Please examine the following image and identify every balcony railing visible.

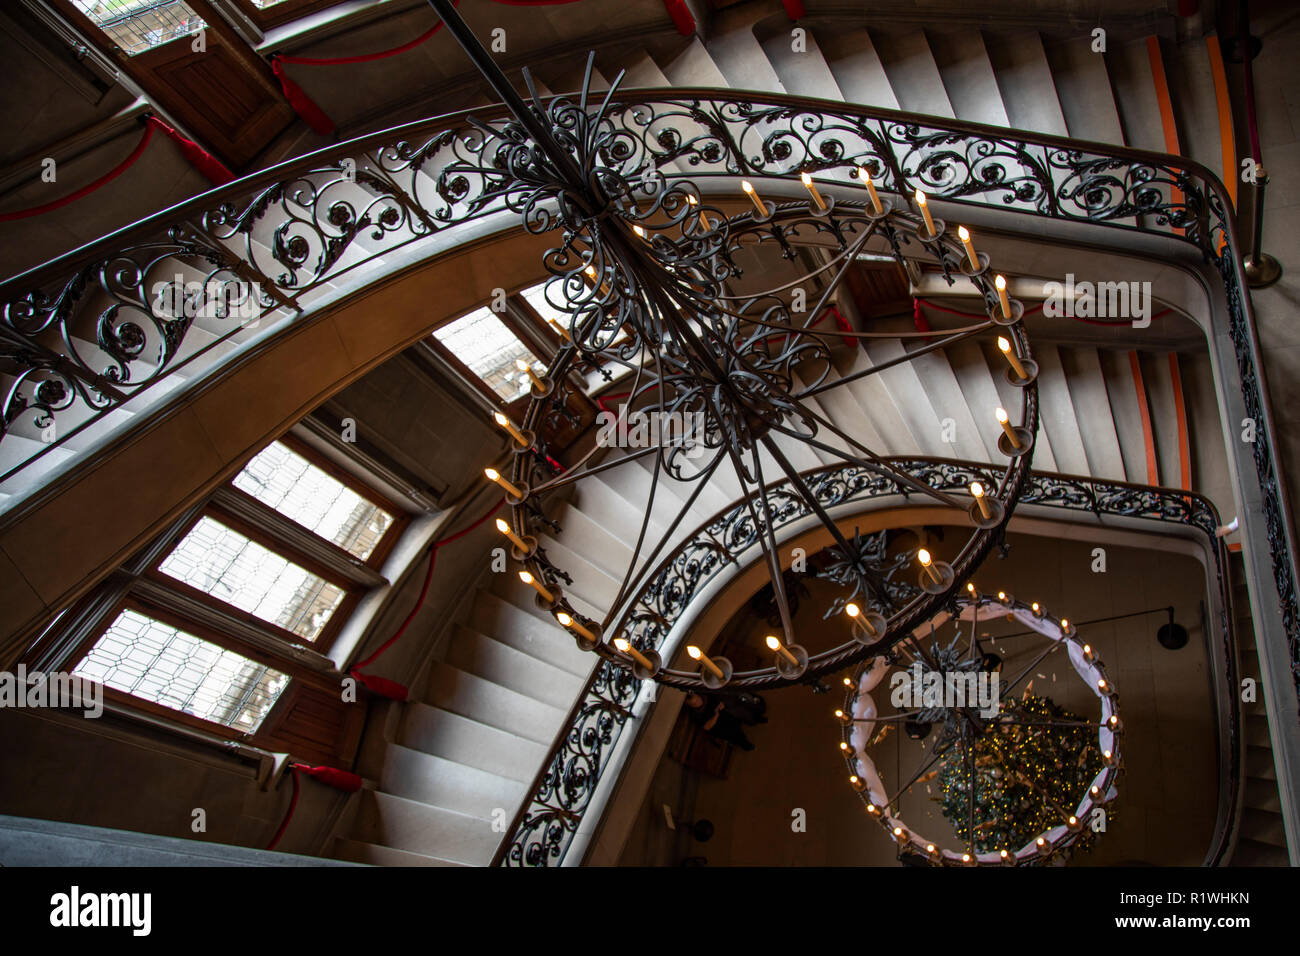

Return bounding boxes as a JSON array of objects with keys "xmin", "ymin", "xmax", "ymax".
[
  {"xmin": 493, "ymin": 458, "xmax": 1242, "ymax": 867},
  {"xmin": 0, "ymin": 89, "xmax": 1292, "ymax": 860}
]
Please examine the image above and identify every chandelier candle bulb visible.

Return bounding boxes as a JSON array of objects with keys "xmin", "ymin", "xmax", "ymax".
[
  {"xmin": 957, "ymin": 226, "xmax": 980, "ymax": 271},
  {"xmin": 800, "ymin": 171, "xmax": 827, "ymax": 211},
  {"xmin": 849, "ymin": 775, "xmax": 866, "ymax": 792},
  {"xmin": 613, "ymin": 637, "xmax": 654, "ymax": 671},
  {"xmin": 515, "ymin": 358, "xmax": 546, "ymax": 391},
  {"xmin": 495, "ymin": 518, "xmax": 530, "ymax": 552},
  {"xmin": 484, "ymin": 467, "xmax": 524, "ymax": 498},
  {"xmin": 556, "ymin": 611, "xmax": 596, "ymax": 644},
  {"xmin": 994, "ymin": 407, "xmax": 1022, "ymax": 449},
  {"xmin": 547, "ymin": 317, "xmax": 571, "ymax": 342},
  {"xmin": 741, "ymin": 179, "xmax": 768, "ymax": 217},
  {"xmin": 765, "ymin": 634, "xmax": 800, "ymax": 666},
  {"xmin": 915, "ymin": 188, "xmax": 936, "ymax": 236},
  {"xmin": 686, "ymin": 644, "xmax": 724, "ymax": 679},
  {"xmin": 492, "ymin": 411, "xmax": 529, "ymax": 447},
  {"xmin": 970, "ymin": 481, "xmax": 991, "ymax": 519},
  {"xmin": 917, "ymin": 548, "xmax": 941, "ymax": 584},
  {"xmin": 834, "ymin": 708, "xmax": 851, "ymax": 725},
  {"xmin": 997, "ymin": 336, "xmax": 1028, "ymax": 379},
  {"xmin": 518, "ymin": 570, "xmax": 553, "ymax": 603},
  {"xmin": 856, "ymin": 166, "xmax": 883, "ymax": 213},
  {"xmin": 1082, "ymin": 643, "xmax": 1094, "ymax": 661},
  {"xmin": 995, "ymin": 274, "xmax": 1012, "ymax": 320}
]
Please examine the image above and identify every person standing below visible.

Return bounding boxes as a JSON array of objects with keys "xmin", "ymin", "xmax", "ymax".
[{"xmin": 683, "ymin": 691, "xmax": 759, "ymax": 751}]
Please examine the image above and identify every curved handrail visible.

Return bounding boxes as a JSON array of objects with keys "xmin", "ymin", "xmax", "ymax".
[
  {"xmin": 493, "ymin": 458, "xmax": 1241, "ymax": 867},
  {"xmin": 0, "ymin": 88, "xmax": 1286, "ymax": 862}
]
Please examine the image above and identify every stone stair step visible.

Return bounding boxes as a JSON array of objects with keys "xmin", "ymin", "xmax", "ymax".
[
  {"xmin": 445, "ymin": 624, "xmax": 585, "ymax": 711},
  {"xmin": 814, "ymin": 27, "xmax": 899, "ymax": 110},
  {"xmin": 927, "ymin": 29, "xmax": 1010, "ymax": 128},
  {"xmin": 759, "ymin": 26, "xmax": 843, "ymax": 101},
  {"xmin": 704, "ymin": 27, "xmax": 785, "ymax": 94},
  {"xmin": 425, "ymin": 664, "xmax": 566, "ymax": 745},
  {"xmin": 1058, "ymin": 347, "xmax": 1126, "ymax": 481},
  {"xmin": 399, "ymin": 704, "xmax": 549, "ymax": 784},
  {"xmin": 1042, "ymin": 34, "xmax": 1126, "ymax": 145},
  {"xmin": 351, "ymin": 790, "xmax": 500, "ymax": 866},
  {"xmin": 869, "ymin": 26, "xmax": 955, "ymax": 118},
  {"xmin": 467, "ymin": 589, "xmax": 593, "ymax": 676},
  {"xmin": 376, "ymin": 743, "xmax": 526, "ymax": 820},
  {"xmin": 982, "ymin": 30, "xmax": 1069, "ymax": 135},
  {"xmin": 331, "ymin": 837, "xmax": 466, "ymax": 867},
  {"xmin": 1104, "ymin": 38, "xmax": 1166, "ymax": 152}
]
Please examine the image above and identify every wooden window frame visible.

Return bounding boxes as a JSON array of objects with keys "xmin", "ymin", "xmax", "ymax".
[{"xmin": 226, "ymin": 0, "xmax": 352, "ymax": 29}]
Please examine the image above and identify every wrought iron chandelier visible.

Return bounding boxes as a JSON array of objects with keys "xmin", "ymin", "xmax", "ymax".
[
  {"xmin": 839, "ymin": 589, "xmax": 1122, "ymax": 865},
  {"xmin": 430, "ymin": 0, "xmax": 1040, "ymax": 689}
]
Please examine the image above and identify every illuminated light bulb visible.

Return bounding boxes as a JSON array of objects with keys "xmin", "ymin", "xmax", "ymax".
[
  {"xmin": 961, "ymin": 853, "xmax": 972, "ymax": 864},
  {"xmin": 970, "ymin": 481, "xmax": 991, "ymax": 520},
  {"xmin": 1031, "ymin": 602, "xmax": 1041, "ymax": 614},
  {"xmin": 957, "ymin": 225, "xmax": 979, "ymax": 270},
  {"xmin": 843, "ymin": 677, "xmax": 853, "ymax": 687},
  {"xmin": 915, "ymin": 188, "xmax": 936, "ymax": 236},
  {"xmin": 1098, "ymin": 678, "xmax": 1108, "ymax": 692},
  {"xmin": 845, "ymin": 603, "xmax": 860, "ymax": 618},
  {"xmin": 740, "ymin": 179, "xmax": 767, "ymax": 217},
  {"xmin": 866, "ymin": 803, "xmax": 880, "ymax": 815},
  {"xmin": 800, "ymin": 171, "xmax": 827, "ymax": 211},
  {"xmin": 492, "ymin": 411, "xmax": 530, "ymax": 447},
  {"xmin": 856, "ymin": 166, "xmax": 883, "ymax": 213},
  {"xmin": 766, "ymin": 634, "xmax": 800, "ymax": 666},
  {"xmin": 997, "ymin": 335, "xmax": 1029, "ymax": 379},
  {"xmin": 613, "ymin": 636, "xmax": 654, "ymax": 670},
  {"xmin": 513, "ymin": 357, "xmax": 546, "ymax": 391},
  {"xmin": 966, "ymin": 582, "xmax": 976, "ymax": 594},
  {"xmin": 839, "ymin": 741, "xmax": 850, "ymax": 753},
  {"xmin": 995, "ymin": 406, "xmax": 1022, "ymax": 449},
  {"xmin": 997, "ymin": 591, "xmax": 1008, "ymax": 603},
  {"xmin": 892, "ymin": 826, "xmax": 908, "ymax": 844},
  {"xmin": 484, "ymin": 467, "xmax": 524, "ymax": 499},
  {"xmin": 518, "ymin": 570, "xmax": 553, "ymax": 603},
  {"xmin": 917, "ymin": 548, "xmax": 942, "ymax": 585},
  {"xmin": 1091, "ymin": 785, "xmax": 1101, "ymax": 797},
  {"xmin": 995, "ymin": 273, "xmax": 1012, "ymax": 319},
  {"xmin": 685, "ymin": 644, "xmax": 725, "ymax": 679},
  {"xmin": 999, "ymin": 849, "xmax": 1010, "ymax": 863},
  {"xmin": 555, "ymin": 611, "xmax": 597, "ymax": 643},
  {"xmin": 834, "ymin": 708, "xmax": 851, "ymax": 725},
  {"xmin": 1060, "ymin": 618, "xmax": 1071, "ymax": 631},
  {"xmin": 495, "ymin": 518, "xmax": 530, "ymax": 553}
]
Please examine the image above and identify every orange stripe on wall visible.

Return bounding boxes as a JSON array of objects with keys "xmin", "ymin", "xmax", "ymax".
[
  {"xmin": 1129, "ymin": 350, "xmax": 1160, "ymax": 486},
  {"xmin": 1146, "ymin": 36, "xmax": 1186, "ymax": 230},
  {"xmin": 1168, "ymin": 353, "xmax": 1193, "ymax": 490},
  {"xmin": 1206, "ymin": 34, "xmax": 1238, "ymax": 208}
]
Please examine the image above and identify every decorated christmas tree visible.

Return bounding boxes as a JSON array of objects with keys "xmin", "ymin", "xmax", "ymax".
[{"xmin": 936, "ymin": 691, "xmax": 1105, "ymax": 857}]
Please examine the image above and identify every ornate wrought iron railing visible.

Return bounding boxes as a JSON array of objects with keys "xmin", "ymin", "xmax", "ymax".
[
  {"xmin": 492, "ymin": 458, "xmax": 1241, "ymax": 867},
  {"xmin": 0, "ymin": 88, "xmax": 1287, "ymax": 854},
  {"xmin": 2, "ymin": 92, "xmax": 1291, "ymax": 682}
]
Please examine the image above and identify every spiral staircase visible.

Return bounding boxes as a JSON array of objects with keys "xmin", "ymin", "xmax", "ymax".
[{"xmin": 1, "ymin": 2, "xmax": 1296, "ymax": 868}]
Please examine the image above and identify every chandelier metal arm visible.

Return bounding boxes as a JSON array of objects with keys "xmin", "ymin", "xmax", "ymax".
[
  {"xmin": 999, "ymin": 637, "xmax": 1069, "ymax": 700},
  {"xmin": 881, "ymin": 744, "xmax": 948, "ymax": 816},
  {"xmin": 424, "ymin": 0, "xmax": 590, "ymax": 197},
  {"xmin": 756, "ymin": 430, "xmax": 895, "ymax": 610},
  {"xmin": 602, "ymin": 451, "xmax": 725, "ymax": 633},
  {"xmin": 747, "ymin": 440, "xmax": 798, "ymax": 646}
]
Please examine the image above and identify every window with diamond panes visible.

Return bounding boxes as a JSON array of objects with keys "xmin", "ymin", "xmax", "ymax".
[
  {"xmin": 73, "ymin": 607, "xmax": 289, "ymax": 732},
  {"xmin": 431, "ymin": 306, "xmax": 541, "ymax": 402},
  {"xmin": 232, "ymin": 441, "xmax": 394, "ymax": 562},
  {"xmin": 157, "ymin": 515, "xmax": 345, "ymax": 642}
]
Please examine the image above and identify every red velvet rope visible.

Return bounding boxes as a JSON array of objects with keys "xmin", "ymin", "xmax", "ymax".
[
  {"xmin": 265, "ymin": 764, "xmax": 300, "ymax": 851},
  {"xmin": 0, "ymin": 115, "xmax": 232, "ymax": 223},
  {"xmin": 0, "ymin": 121, "xmax": 156, "ymax": 223},
  {"xmin": 349, "ymin": 500, "xmax": 505, "ymax": 676}
]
